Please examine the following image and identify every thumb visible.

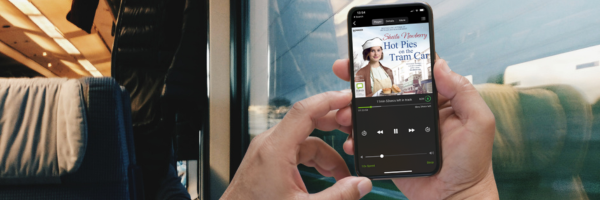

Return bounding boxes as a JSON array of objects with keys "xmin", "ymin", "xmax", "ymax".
[
  {"xmin": 310, "ymin": 177, "xmax": 372, "ymax": 200},
  {"xmin": 433, "ymin": 59, "xmax": 473, "ymax": 100},
  {"xmin": 434, "ymin": 59, "xmax": 493, "ymax": 124}
]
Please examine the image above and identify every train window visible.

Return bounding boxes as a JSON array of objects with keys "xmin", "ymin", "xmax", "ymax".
[{"xmin": 243, "ymin": 0, "xmax": 600, "ymax": 199}]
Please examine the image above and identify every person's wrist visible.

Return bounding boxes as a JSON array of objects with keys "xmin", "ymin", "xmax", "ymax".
[{"xmin": 445, "ymin": 166, "xmax": 499, "ymax": 200}]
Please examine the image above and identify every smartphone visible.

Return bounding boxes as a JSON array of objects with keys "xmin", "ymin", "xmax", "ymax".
[{"xmin": 347, "ymin": 3, "xmax": 441, "ymax": 179}]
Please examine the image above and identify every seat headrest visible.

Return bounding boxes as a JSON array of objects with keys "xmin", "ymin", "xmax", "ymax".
[{"xmin": 0, "ymin": 78, "xmax": 87, "ymax": 185}]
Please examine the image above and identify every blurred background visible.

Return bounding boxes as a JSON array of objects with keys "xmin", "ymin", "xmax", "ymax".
[
  {"xmin": 1, "ymin": 0, "xmax": 599, "ymax": 199},
  {"xmin": 245, "ymin": 0, "xmax": 600, "ymax": 199}
]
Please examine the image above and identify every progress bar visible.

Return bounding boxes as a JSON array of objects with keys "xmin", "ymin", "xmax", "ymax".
[
  {"xmin": 384, "ymin": 170, "xmax": 412, "ymax": 174},
  {"xmin": 364, "ymin": 153, "xmax": 427, "ymax": 159},
  {"xmin": 357, "ymin": 103, "xmax": 431, "ymax": 109},
  {"xmin": 386, "ymin": 153, "xmax": 427, "ymax": 157}
]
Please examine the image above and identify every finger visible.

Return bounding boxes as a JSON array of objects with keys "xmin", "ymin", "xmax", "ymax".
[
  {"xmin": 433, "ymin": 59, "xmax": 494, "ymax": 125},
  {"xmin": 297, "ymin": 137, "xmax": 351, "ymax": 181},
  {"xmin": 339, "ymin": 126, "xmax": 352, "ymax": 135},
  {"xmin": 439, "ymin": 105, "xmax": 455, "ymax": 122},
  {"xmin": 343, "ymin": 138, "xmax": 354, "ymax": 155},
  {"xmin": 335, "ymin": 106, "xmax": 352, "ymax": 127},
  {"xmin": 310, "ymin": 176, "xmax": 372, "ymax": 200},
  {"xmin": 273, "ymin": 90, "xmax": 352, "ymax": 147},
  {"xmin": 315, "ymin": 111, "xmax": 343, "ymax": 132},
  {"xmin": 433, "ymin": 54, "xmax": 449, "ymax": 107},
  {"xmin": 313, "ymin": 108, "xmax": 351, "ymax": 134},
  {"xmin": 332, "ymin": 59, "xmax": 351, "ymax": 82},
  {"xmin": 314, "ymin": 106, "xmax": 352, "ymax": 134},
  {"xmin": 437, "ymin": 92, "xmax": 450, "ymax": 108}
]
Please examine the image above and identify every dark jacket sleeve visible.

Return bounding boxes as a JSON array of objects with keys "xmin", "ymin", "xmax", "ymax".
[{"xmin": 66, "ymin": 0, "xmax": 100, "ymax": 33}]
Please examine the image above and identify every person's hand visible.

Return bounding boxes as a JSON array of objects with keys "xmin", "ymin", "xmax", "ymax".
[
  {"xmin": 221, "ymin": 91, "xmax": 372, "ymax": 199},
  {"xmin": 332, "ymin": 57, "xmax": 499, "ymax": 199}
]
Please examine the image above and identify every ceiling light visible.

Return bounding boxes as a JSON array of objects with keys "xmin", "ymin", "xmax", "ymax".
[
  {"xmin": 47, "ymin": 63, "xmax": 51, "ymax": 67},
  {"xmin": 9, "ymin": 0, "xmax": 41, "ymax": 15},
  {"xmin": 59, "ymin": 60, "xmax": 89, "ymax": 76},
  {"xmin": 54, "ymin": 38, "xmax": 80, "ymax": 54},
  {"xmin": 88, "ymin": 70, "xmax": 103, "ymax": 77},
  {"xmin": 29, "ymin": 15, "xmax": 62, "ymax": 38},
  {"xmin": 77, "ymin": 59, "xmax": 97, "ymax": 71},
  {"xmin": 42, "ymin": 52, "xmax": 47, "ymax": 56}
]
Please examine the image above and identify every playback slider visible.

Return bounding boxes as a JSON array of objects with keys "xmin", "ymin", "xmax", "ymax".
[{"xmin": 384, "ymin": 170, "xmax": 412, "ymax": 174}]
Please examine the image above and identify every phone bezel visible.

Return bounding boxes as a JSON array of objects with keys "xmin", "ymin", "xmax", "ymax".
[{"xmin": 347, "ymin": 2, "xmax": 442, "ymax": 179}]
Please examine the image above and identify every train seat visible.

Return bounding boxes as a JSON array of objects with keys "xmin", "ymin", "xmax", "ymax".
[{"xmin": 0, "ymin": 77, "xmax": 142, "ymax": 200}]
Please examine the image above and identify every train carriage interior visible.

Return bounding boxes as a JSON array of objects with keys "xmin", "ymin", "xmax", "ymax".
[{"xmin": 0, "ymin": 0, "xmax": 599, "ymax": 199}]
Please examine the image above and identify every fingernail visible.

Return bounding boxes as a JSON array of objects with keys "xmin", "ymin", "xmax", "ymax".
[
  {"xmin": 357, "ymin": 178, "xmax": 372, "ymax": 198},
  {"xmin": 441, "ymin": 60, "xmax": 451, "ymax": 74},
  {"xmin": 340, "ymin": 89, "xmax": 352, "ymax": 94}
]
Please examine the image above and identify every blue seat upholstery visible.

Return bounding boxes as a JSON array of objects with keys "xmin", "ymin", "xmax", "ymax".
[{"xmin": 0, "ymin": 77, "xmax": 142, "ymax": 200}]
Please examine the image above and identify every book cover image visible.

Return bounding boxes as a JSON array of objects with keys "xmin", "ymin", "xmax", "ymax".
[{"xmin": 352, "ymin": 23, "xmax": 432, "ymax": 98}]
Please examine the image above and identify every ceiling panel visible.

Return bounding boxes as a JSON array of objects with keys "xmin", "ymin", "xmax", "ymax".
[
  {"xmin": 30, "ymin": 0, "xmax": 85, "ymax": 36},
  {"xmin": 0, "ymin": 0, "xmax": 113, "ymax": 78}
]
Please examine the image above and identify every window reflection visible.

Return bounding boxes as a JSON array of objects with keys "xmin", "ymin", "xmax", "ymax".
[{"xmin": 246, "ymin": 0, "xmax": 600, "ymax": 199}]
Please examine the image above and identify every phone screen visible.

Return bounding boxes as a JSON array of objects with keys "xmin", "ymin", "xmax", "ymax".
[{"xmin": 348, "ymin": 3, "xmax": 440, "ymax": 178}]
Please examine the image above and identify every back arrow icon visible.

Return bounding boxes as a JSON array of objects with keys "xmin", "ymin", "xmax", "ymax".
[{"xmin": 353, "ymin": 21, "xmax": 356, "ymax": 25}]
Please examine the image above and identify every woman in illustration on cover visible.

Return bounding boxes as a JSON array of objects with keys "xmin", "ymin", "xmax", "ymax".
[{"xmin": 355, "ymin": 37, "xmax": 395, "ymax": 97}]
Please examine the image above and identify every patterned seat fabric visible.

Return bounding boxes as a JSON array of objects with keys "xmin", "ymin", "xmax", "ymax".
[{"xmin": 0, "ymin": 77, "xmax": 141, "ymax": 200}]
